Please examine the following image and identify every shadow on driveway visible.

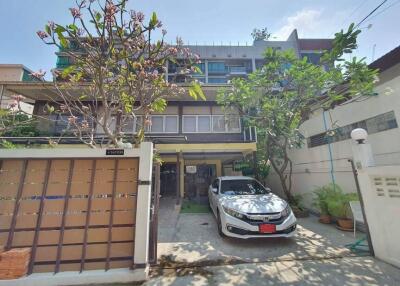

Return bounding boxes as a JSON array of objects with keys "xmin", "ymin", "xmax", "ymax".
[{"xmin": 157, "ymin": 212, "xmax": 367, "ymax": 266}]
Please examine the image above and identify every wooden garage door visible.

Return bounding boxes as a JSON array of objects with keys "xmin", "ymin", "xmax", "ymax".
[{"xmin": 0, "ymin": 158, "xmax": 138, "ymax": 274}]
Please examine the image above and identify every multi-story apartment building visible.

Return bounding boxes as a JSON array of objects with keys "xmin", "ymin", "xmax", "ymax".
[{"xmin": 0, "ymin": 29, "xmax": 332, "ymax": 202}]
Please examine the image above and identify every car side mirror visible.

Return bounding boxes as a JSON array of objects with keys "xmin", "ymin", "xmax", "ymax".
[{"xmin": 211, "ymin": 188, "xmax": 218, "ymax": 194}]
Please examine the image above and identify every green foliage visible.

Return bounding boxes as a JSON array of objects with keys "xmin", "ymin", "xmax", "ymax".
[
  {"xmin": 36, "ymin": 0, "xmax": 205, "ymax": 147},
  {"xmin": 326, "ymin": 189, "xmax": 358, "ymax": 219},
  {"xmin": 188, "ymin": 82, "xmax": 206, "ymax": 101},
  {"xmin": 290, "ymin": 194, "xmax": 306, "ymax": 211},
  {"xmin": 0, "ymin": 140, "xmax": 17, "ymax": 149},
  {"xmin": 1, "ymin": 112, "xmax": 39, "ymax": 137},
  {"xmin": 313, "ymin": 183, "xmax": 341, "ymax": 215},
  {"xmin": 217, "ymin": 24, "xmax": 377, "ymax": 200}
]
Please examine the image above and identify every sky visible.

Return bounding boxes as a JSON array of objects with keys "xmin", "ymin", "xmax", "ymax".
[{"xmin": 0, "ymin": 0, "xmax": 399, "ymax": 79}]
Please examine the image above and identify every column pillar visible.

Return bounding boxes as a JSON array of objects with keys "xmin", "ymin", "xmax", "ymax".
[{"xmin": 134, "ymin": 142, "xmax": 153, "ymax": 267}]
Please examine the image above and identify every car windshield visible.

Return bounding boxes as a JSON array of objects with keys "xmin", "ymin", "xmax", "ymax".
[{"xmin": 220, "ymin": 179, "xmax": 269, "ymax": 195}]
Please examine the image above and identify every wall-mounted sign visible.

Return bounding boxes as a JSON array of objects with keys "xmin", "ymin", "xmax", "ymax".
[
  {"xmin": 106, "ymin": 149, "xmax": 125, "ymax": 156},
  {"xmin": 186, "ymin": 165, "xmax": 197, "ymax": 174}
]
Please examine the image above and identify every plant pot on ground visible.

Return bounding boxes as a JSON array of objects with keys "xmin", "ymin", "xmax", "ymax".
[
  {"xmin": 326, "ymin": 190, "xmax": 359, "ymax": 231},
  {"xmin": 313, "ymin": 184, "xmax": 338, "ymax": 224},
  {"xmin": 318, "ymin": 214, "xmax": 332, "ymax": 224}
]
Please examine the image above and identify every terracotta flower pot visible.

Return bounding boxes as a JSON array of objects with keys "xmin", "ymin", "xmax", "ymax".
[
  {"xmin": 318, "ymin": 214, "xmax": 331, "ymax": 224},
  {"xmin": 336, "ymin": 218, "xmax": 353, "ymax": 230},
  {"xmin": 292, "ymin": 206, "xmax": 310, "ymax": 218}
]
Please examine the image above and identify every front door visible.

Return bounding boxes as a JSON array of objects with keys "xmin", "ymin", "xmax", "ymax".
[
  {"xmin": 184, "ymin": 164, "xmax": 216, "ymax": 203},
  {"xmin": 160, "ymin": 163, "xmax": 177, "ymax": 198}
]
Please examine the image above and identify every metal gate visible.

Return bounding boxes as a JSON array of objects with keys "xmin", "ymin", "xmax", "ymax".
[{"xmin": 0, "ymin": 157, "xmax": 139, "ymax": 274}]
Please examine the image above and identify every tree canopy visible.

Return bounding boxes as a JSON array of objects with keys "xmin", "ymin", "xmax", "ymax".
[
  {"xmin": 36, "ymin": 0, "xmax": 204, "ymax": 147},
  {"xmin": 217, "ymin": 24, "xmax": 378, "ymax": 201}
]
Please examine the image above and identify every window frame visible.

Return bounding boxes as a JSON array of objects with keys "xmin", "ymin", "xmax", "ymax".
[
  {"xmin": 131, "ymin": 115, "xmax": 179, "ymax": 134},
  {"xmin": 182, "ymin": 115, "xmax": 241, "ymax": 134}
]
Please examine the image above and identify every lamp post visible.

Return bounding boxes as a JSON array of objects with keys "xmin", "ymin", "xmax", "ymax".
[{"xmin": 349, "ymin": 128, "xmax": 375, "ymax": 256}]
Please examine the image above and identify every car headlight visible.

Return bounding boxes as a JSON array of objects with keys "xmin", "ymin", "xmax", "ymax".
[
  {"xmin": 222, "ymin": 206, "xmax": 245, "ymax": 219},
  {"xmin": 281, "ymin": 205, "xmax": 292, "ymax": 218}
]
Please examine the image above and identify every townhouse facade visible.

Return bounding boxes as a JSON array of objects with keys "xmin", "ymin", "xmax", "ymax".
[{"xmin": 0, "ymin": 29, "xmax": 332, "ymax": 202}]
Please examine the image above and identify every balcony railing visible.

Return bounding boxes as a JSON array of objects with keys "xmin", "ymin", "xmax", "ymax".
[{"xmin": 228, "ymin": 66, "xmax": 248, "ymax": 74}]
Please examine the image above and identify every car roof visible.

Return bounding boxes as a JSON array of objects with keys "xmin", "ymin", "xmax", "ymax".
[{"xmin": 218, "ymin": 176, "xmax": 255, "ymax": 181}]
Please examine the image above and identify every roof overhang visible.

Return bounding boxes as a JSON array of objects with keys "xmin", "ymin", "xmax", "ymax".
[{"xmin": 0, "ymin": 81, "xmax": 226, "ymax": 101}]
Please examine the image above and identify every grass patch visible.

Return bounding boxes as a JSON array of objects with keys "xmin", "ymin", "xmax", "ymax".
[{"xmin": 180, "ymin": 200, "xmax": 210, "ymax": 213}]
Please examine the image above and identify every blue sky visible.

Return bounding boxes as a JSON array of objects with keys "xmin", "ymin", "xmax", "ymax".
[{"xmin": 0, "ymin": 0, "xmax": 399, "ymax": 79}]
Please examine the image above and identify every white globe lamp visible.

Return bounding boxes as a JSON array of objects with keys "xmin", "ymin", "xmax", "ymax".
[{"xmin": 351, "ymin": 128, "xmax": 368, "ymax": 144}]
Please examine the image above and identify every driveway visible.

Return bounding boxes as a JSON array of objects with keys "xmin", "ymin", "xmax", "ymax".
[
  {"xmin": 146, "ymin": 256, "xmax": 400, "ymax": 286},
  {"xmin": 157, "ymin": 203, "xmax": 366, "ymax": 265}
]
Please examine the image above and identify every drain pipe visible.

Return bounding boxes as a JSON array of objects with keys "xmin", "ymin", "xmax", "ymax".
[{"xmin": 322, "ymin": 110, "xmax": 336, "ymax": 188}]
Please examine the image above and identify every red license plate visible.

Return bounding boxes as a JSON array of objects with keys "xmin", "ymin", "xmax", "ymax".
[{"xmin": 259, "ymin": 224, "xmax": 276, "ymax": 233}]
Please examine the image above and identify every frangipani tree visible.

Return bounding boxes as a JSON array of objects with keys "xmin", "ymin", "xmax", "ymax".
[
  {"xmin": 36, "ymin": 0, "xmax": 204, "ymax": 148},
  {"xmin": 218, "ymin": 24, "xmax": 378, "ymax": 202}
]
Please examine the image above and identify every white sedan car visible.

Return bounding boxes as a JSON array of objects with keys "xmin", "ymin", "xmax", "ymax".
[{"xmin": 208, "ymin": 176, "xmax": 297, "ymax": 239}]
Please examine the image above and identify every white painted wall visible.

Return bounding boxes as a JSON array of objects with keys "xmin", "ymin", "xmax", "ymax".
[
  {"xmin": 357, "ymin": 166, "xmax": 400, "ymax": 268},
  {"xmin": 267, "ymin": 63, "xmax": 400, "ymax": 210}
]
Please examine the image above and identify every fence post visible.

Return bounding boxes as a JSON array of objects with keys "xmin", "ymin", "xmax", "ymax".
[{"xmin": 133, "ymin": 142, "xmax": 153, "ymax": 269}]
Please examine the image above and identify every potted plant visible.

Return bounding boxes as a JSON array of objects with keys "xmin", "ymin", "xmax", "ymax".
[
  {"xmin": 326, "ymin": 191, "xmax": 358, "ymax": 231},
  {"xmin": 312, "ymin": 184, "xmax": 338, "ymax": 224},
  {"xmin": 290, "ymin": 194, "xmax": 310, "ymax": 218}
]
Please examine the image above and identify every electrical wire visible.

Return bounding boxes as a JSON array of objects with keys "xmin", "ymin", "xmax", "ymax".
[
  {"xmin": 364, "ymin": 0, "xmax": 400, "ymax": 23},
  {"xmin": 355, "ymin": 0, "xmax": 388, "ymax": 28},
  {"xmin": 341, "ymin": 0, "xmax": 370, "ymax": 26}
]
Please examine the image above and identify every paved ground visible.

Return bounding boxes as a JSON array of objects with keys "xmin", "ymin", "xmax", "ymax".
[
  {"xmin": 146, "ymin": 256, "xmax": 400, "ymax": 286},
  {"xmin": 152, "ymin": 201, "xmax": 400, "ymax": 285},
  {"xmin": 158, "ymin": 198, "xmax": 366, "ymax": 264}
]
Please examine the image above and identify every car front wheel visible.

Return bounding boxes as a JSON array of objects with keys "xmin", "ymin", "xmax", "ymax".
[{"xmin": 217, "ymin": 210, "xmax": 226, "ymax": 238}]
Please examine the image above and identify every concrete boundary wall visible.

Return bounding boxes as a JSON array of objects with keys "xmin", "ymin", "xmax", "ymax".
[{"xmin": 358, "ymin": 166, "xmax": 400, "ymax": 268}]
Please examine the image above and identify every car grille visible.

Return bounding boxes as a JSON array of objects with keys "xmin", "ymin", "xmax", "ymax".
[{"xmin": 242, "ymin": 212, "xmax": 285, "ymax": 225}]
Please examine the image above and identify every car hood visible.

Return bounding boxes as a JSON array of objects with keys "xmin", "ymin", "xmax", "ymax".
[{"xmin": 219, "ymin": 193, "xmax": 287, "ymax": 214}]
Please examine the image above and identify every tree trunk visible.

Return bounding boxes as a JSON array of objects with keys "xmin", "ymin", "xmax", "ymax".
[{"xmin": 267, "ymin": 140, "xmax": 294, "ymax": 203}]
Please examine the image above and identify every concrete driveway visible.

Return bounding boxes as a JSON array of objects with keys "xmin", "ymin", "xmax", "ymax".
[{"xmin": 157, "ymin": 202, "xmax": 366, "ymax": 265}]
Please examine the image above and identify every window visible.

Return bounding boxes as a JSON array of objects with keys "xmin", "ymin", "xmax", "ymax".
[
  {"xmin": 132, "ymin": 115, "xmax": 178, "ymax": 133},
  {"xmin": 183, "ymin": 116, "xmax": 196, "ymax": 132},
  {"xmin": 198, "ymin": 116, "xmax": 211, "ymax": 132},
  {"xmin": 165, "ymin": 116, "xmax": 178, "ymax": 132},
  {"xmin": 134, "ymin": 116, "xmax": 143, "ymax": 132},
  {"xmin": 183, "ymin": 115, "xmax": 240, "ymax": 133},
  {"xmin": 226, "ymin": 115, "xmax": 241, "ymax": 132},
  {"xmin": 208, "ymin": 62, "xmax": 226, "ymax": 73},
  {"xmin": 308, "ymin": 111, "xmax": 398, "ymax": 148},
  {"xmin": 56, "ymin": 56, "xmax": 70, "ymax": 68},
  {"xmin": 212, "ymin": 115, "xmax": 225, "ymax": 132},
  {"xmin": 220, "ymin": 180, "xmax": 269, "ymax": 195},
  {"xmin": 213, "ymin": 115, "xmax": 241, "ymax": 132},
  {"xmin": 150, "ymin": 116, "xmax": 163, "ymax": 133}
]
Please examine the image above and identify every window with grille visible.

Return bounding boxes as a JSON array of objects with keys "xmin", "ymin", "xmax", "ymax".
[{"xmin": 307, "ymin": 111, "xmax": 398, "ymax": 148}]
